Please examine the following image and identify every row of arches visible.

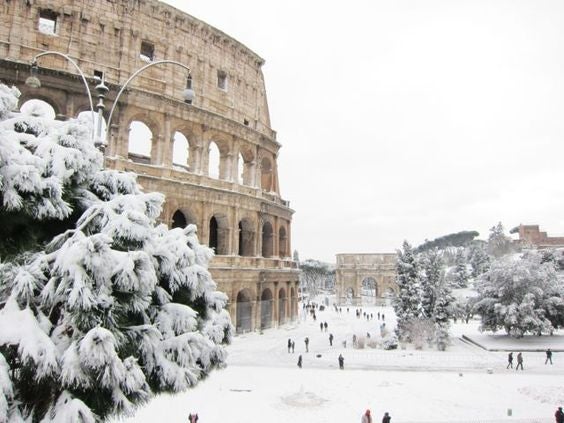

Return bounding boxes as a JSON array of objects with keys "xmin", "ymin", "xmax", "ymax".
[
  {"xmin": 235, "ymin": 286, "xmax": 297, "ymax": 333},
  {"xmin": 173, "ymin": 210, "xmax": 289, "ymax": 258},
  {"xmin": 16, "ymin": 99, "xmax": 278, "ymax": 192}
]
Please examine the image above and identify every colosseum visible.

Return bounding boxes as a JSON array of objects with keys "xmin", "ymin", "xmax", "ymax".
[{"xmin": 0, "ymin": 0, "xmax": 300, "ymax": 332}]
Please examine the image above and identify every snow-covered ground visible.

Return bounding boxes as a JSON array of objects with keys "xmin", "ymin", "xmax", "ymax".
[{"xmin": 112, "ymin": 303, "xmax": 564, "ymax": 423}]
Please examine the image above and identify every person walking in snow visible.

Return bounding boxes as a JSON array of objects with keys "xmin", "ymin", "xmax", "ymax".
[
  {"xmin": 320, "ymin": 322, "xmax": 324, "ymax": 332},
  {"xmin": 361, "ymin": 409, "xmax": 372, "ymax": 423},
  {"xmin": 288, "ymin": 338, "xmax": 292, "ymax": 353},
  {"xmin": 324, "ymin": 321, "xmax": 328, "ymax": 332},
  {"xmin": 516, "ymin": 352, "xmax": 524, "ymax": 370},
  {"xmin": 382, "ymin": 411, "xmax": 391, "ymax": 423},
  {"xmin": 506, "ymin": 352, "xmax": 513, "ymax": 369},
  {"xmin": 329, "ymin": 333, "xmax": 334, "ymax": 346},
  {"xmin": 338, "ymin": 354, "xmax": 344, "ymax": 369},
  {"xmin": 291, "ymin": 340, "xmax": 295, "ymax": 353},
  {"xmin": 546, "ymin": 348, "xmax": 553, "ymax": 365},
  {"xmin": 297, "ymin": 354, "xmax": 302, "ymax": 368},
  {"xmin": 188, "ymin": 413, "xmax": 199, "ymax": 422},
  {"xmin": 554, "ymin": 406, "xmax": 564, "ymax": 423},
  {"xmin": 304, "ymin": 337, "xmax": 309, "ymax": 352}
]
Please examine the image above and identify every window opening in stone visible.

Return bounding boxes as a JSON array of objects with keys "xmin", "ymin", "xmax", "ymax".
[
  {"xmin": 238, "ymin": 219, "xmax": 254, "ymax": 257},
  {"xmin": 171, "ymin": 210, "xmax": 187, "ymax": 229},
  {"xmin": 278, "ymin": 288, "xmax": 287, "ymax": 325},
  {"xmin": 128, "ymin": 121, "xmax": 152, "ymax": 162},
  {"xmin": 208, "ymin": 141, "xmax": 220, "ymax": 179},
  {"xmin": 93, "ymin": 70, "xmax": 104, "ymax": 80},
  {"xmin": 172, "ymin": 132, "xmax": 189, "ymax": 170},
  {"xmin": 261, "ymin": 157, "xmax": 272, "ymax": 191},
  {"xmin": 20, "ymin": 99, "xmax": 56, "ymax": 120},
  {"xmin": 209, "ymin": 216, "xmax": 218, "ymax": 252},
  {"xmin": 38, "ymin": 10, "xmax": 57, "ymax": 35},
  {"xmin": 260, "ymin": 289, "xmax": 273, "ymax": 330},
  {"xmin": 236, "ymin": 290, "xmax": 252, "ymax": 333},
  {"xmin": 279, "ymin": 226, "xmax": 288, "ymax": 258},
  {"xmin": 217, "ymin": 70, "xmax": 228, "ymax": 90},
  {"xmin": 243, "ymin": 119, "xmax": 249, "ymax": 126},
  {"xmin": 140, "ymin": 41, "xmax": 155, "ymax": 62}
]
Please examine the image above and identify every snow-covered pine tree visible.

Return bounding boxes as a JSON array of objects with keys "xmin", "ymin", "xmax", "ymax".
[
  {"xmin": 452, "ymin": 249, "xmax": 469, "ymax": 288},
  {"xmin": 468, "ymin": 242, "xmax": 490, "ymax": 278},
  {"xmin": 487, "ymin": 222, "xmax": 513, "ymax": 258},
  {"xmin": 0, "ymin": 84, "xmax": 232, "ymax": 422},
  {"xmin": 419, "ymin": 249, "xmax": 443, "ymax": 319},
  {"xmin": 393, "ymin": 241, "xmax": 421, "ymax": 341},
  {"xmin": 473, "ymin": 251, "xmax": 564, "ymax": 337},
  {"xmin": 433, "ymin": 276, "xmax": 453, "ymax": 351}
]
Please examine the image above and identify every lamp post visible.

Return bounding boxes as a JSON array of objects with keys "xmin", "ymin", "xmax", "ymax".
[{"xmin": 26, "ymin": 53, "xmax": 195, "ymax": 152}]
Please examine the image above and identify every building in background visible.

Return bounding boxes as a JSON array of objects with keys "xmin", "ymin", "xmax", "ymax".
[
  {"xmin": 510, "ymin": 224, "xmax": 564, "ymax": 249},
  {"xmin": 0, "ymin": 0, "xmax": 299, "ymax": 332}
]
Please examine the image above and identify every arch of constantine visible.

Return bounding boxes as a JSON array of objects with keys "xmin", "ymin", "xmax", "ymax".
[
  {"xmin": 0, "ymin": 0, "xmax": 299, "ymax": 332},
  {"xmin": 335, "ymin": 254, "xmax": 398, "ymax": 305}
]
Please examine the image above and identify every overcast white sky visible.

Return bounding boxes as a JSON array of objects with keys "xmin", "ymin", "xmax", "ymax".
[{"xmin": 163, "ymin": 0, "xmax": 564, "ymax": 263}]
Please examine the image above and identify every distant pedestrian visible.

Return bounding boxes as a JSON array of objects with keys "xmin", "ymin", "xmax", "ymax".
[
  {"xmin": 343, "ymin": 340, "xmax": 347, "ymax": 348},
  {"xmin": 378, "ymin": 312, "xmax": 381, "ymax": 320},
  {"xmin": 516, "ymin": 352, "xmax": 524, "ymax": 370},
  {"xmin": 320, "ymin": 322, "xmax": 324, "ymax": 331},
  {"xmin": 291, "ymin": 340, "xmax": 295, "ymax": 353},
  {"xmin": 338, "ymin": 354, "xmax": 344, "ymax": 369},
  {"xmin": 382, "ymin": 313, "xmax": 385, "ymax": 321},
  {"xmin": 188, "ymin": 413, "xmax": 199, "ymax": 422},
  {"xmin": 324, "ymin": 321, "xmax": 328, "ymax": 332},
  {"xmin": 287, "ymin": 338, "xmax": 292, "ymax": 353},
  {"xmin": 353, "ymin": 334, "xmax": 357, "ymax": 348},
  {"xmin": 361, "ymin": 409, "xmax": 372, "ymax": 423},
  {"xmin": 507, "ymin": 352, "xmax": 513, "ymax": 369},
  {"xmin": 313, "ymin": 313, "xmax": 317, "ymax": 321},
  {"xmin": 329, "ymin": 333, "xmax": 334, "ymax": 346},
  {"xmin": 555, "ymin": 406, "xmax": 564, "ymax": 423},
  {"xmin": 546, "ymin": 348, "xmax": 553, "ymax": 365},
  {"xmin": 304, "ymin": 337, "xmax": 309, "ymax": 352},
  {"xmin": 382, "ymin": 411, "xmax": 391, "ymax": 423},
  {"xmin": 367, "ymin": 332, "xmax": 371, "ymax": 338},
  {"xmin": 297, "ymin": 355, "xmax": 302, "ymax": 368}
]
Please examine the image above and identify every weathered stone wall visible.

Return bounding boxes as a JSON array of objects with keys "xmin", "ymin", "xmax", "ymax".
[{"xmin": 0, "ymin": 0, "xmax": 299, "ymax": 332}]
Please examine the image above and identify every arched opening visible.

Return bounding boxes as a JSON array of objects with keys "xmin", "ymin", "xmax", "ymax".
[
  {"xmin": 260, "ymin": 288, "xmax": 273, "ymax": 330},
  {"xmin": 172, "ymin": 131, "xmax": 190, "ymax": 170},
  {"xmin": 261, "ymin": 157, "xmax": 272, "ymax": 191},
  {"xmin": 345, "ymin": 287, "xmax": 355, "ymax": 304},
  {"xmin": 236, "ymin": 289, "xmax": 252, "ymax": 333},
  {"xmin": 171, "ymin": 210, "xmax": 187, "ymax": 229},
  {"xmin": 208, "ymin": 141, "xmax": 220, "ymax": 178},
  {"xmin": 209, "ymin": 216, "xmax": 218, "ymax": 252},
  {"xmin": 20, "ymin": 99, "xmax": 56, "ymax": 119},
  {"xmin": 278, "ymin": 287, "xmax": 287, "ymax": 325},
  {"xmin": 278, "ymin": 226, "xmax": 288, "ymax": 258},
  {"xmin": 262, "ymin": 222, "xmax": 273, "ymax": 258},
  {"xmin": 290, "ymin": 287, "xmax": 296, "ymax": 322},
  {"xmin": 209, "ymin": 214, "xmax": 228, "ymax": 255},
  {"xmin": 237, "ymin": 152, "xmax": 245, "ymax": 184},
  {"xmin": 128, "ymin": 121, "xmax": 152, "ymax": 163},
  {"xmin": 239, "ymin": 148, "xmax": 255, "ymax": 186},
  {"xmin": 361, "ymin": 276, "xmax": 378, "ymax": 305},
  {"xmin": 238, "ymin": 218, "xmax": 255, "ymax": 257}
]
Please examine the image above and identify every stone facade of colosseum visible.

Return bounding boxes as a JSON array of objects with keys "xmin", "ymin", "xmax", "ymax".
[{"xmin": 0, "ymin": 0, "xmax": 299, "ymax": 332}]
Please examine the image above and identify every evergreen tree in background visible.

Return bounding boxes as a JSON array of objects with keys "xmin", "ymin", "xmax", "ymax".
[
  {"xmin": 487, "ymin": 222, "xmax": 513, "ymax": 258},
  {"xmin": 453, "ymin": 249, "xmax": 470, "ymax": 288},
  {"xmin": 0, "ymin": 85, "xmax": 232, "ymax": 422},
  {"xmin": 393, "ymin": 241, "xmax": 421, "ymax": 341},
  {"xmin": 419, "ymin": 249, "xmax": 443, "ymax": 319},
  {"xmin": 434, "ymin": 276, "xmax": 453, "ymax": 351},
  {"xmin": 468, "ymin": 242, "xmax": 490, "ymax": 278}
]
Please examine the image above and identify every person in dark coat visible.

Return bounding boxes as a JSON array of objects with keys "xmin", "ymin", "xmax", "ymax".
[
  {"xmin": 287, "ymin": 338, "xmax": 292, "ymax": 353},
  {"xmin": 297, "ymin": 355, "xmax": 302, "ymax": 368},
  {"xmin": 329, "ymin": 333, "xmax": 334, "ymax": 346},
  {"xmin": 382, "ymin": 411, "xmax": 391, "ymax": 423},
  {"xmin": 188, "ymin": 413, "xmax": 199, "ymax": 422},
  {"xmin": 324, "ymin": 321, "xmax": 328, "ymax": 331},
  {"xmin": 546, "ymin": 348, "xmax": 553, "ymax": 365},
  {"xmin": 516, "ymin": 352, "xmax": 524, "ymax": 370},
  {"xmin": 338, "ymin": 354, "xmax": 344, "ymax": 369},
  {"xmin": 554, "ymin": 406, "xmax": 564, "ymax": 423},
  {"xmin": 291, "ymin": 340, "xmax": 295, "ymax": 353},
  {"xmin": 304, "ymin": 337, "xmax": 309, "ymax": 352},
  {"xmin": 506, "ymin": 352, "xmax": 513, "ymax": 369},
  {"xmin": 320, "ymin": 322, "xmax": 324, "ymax": 331}
]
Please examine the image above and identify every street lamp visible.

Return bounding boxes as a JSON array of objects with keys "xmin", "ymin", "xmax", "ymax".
[{"xmin": 26, "ymin": 52, "xmax": 195, "ymax": 152}]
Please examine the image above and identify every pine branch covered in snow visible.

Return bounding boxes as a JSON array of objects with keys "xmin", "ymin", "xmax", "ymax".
[{"xmin": 0, "ymin": 84, "xmax": 233, "ymax": 421}]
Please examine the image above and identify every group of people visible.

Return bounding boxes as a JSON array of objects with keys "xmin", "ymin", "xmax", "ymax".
[
  {"xmin": 361, "ymin": 409, "xmax": 391, "ymax": 423},
  {"xmin": 506, "ymin": 349, "xmax": 554, "ymax": 370}
]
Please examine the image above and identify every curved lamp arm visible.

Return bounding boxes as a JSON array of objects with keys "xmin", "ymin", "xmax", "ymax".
[
  {"xmin": 105, "ymin": 60, "xmax": 192, "ymax": 144},
  {"xmin": 32, "ymin": 51, "xmax": 95, "ymax": 141}
]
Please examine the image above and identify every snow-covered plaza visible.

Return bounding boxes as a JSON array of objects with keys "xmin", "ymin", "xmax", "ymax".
[{"xmin": 114, "ymin": 302, "xmax": 564, "ymax": 423}]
